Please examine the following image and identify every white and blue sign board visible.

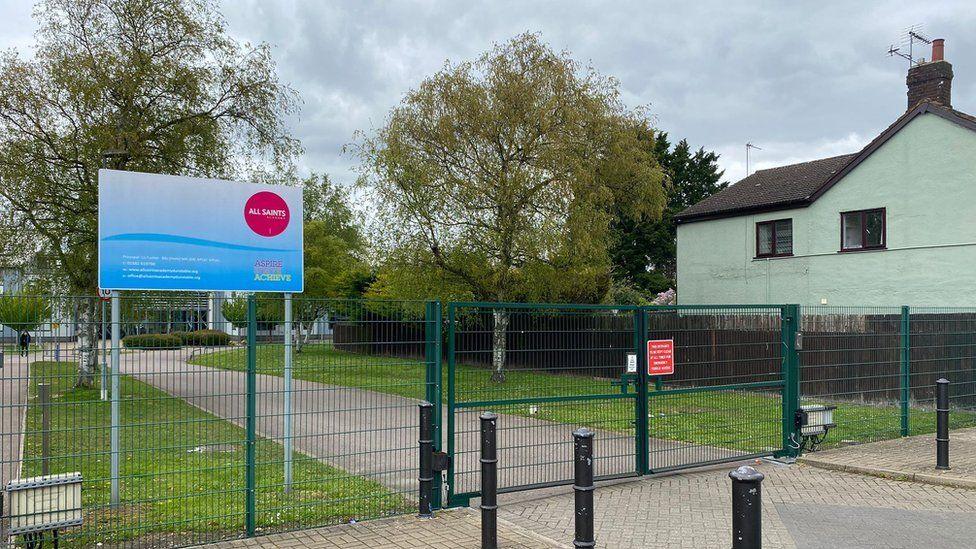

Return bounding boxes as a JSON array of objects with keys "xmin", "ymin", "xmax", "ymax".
[{"xmin": 98, "ymin": 169, "xmax": 303, "ymax": 292}]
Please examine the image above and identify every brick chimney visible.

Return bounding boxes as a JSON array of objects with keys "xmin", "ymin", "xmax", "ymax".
[{"xmin": 907, "ymin": 38, "xmax": 952, "ymax": 109}]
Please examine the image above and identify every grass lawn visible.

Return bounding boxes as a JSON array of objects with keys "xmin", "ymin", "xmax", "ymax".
[
  {"xmin": 192, "ymin": 343, "xmax": 976, "ymax": 453},
  {"xmin": 20, "ymin": 361, "xmax": 410, "ymax": 548}
]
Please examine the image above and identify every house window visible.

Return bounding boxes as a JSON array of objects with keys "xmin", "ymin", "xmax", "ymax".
[
  {"xmin": 756, "ymin": 219, "xmax": 793, "ymax": 258},
  {"xmin": 841, "ymin": 208, "xmax": 886, "ymax": 251}
]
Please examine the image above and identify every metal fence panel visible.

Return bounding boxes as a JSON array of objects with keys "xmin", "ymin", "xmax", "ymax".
[
  {"xmin": 799, "ymin": 305, "xmax": 905, "ymax": 446},
  {"xmin": 1, "ymin": 294, "xmax": 435, "ymax": 548},
  {"xmin": 8, "ymin": 295, "xmax": 976, "ymax": 545},
  {"xmin": 907, "ymin": 307, "xmax": 976, "ymax": 434},
  {"xmin": 248, "ymin": 298, "xmax": 430, "ymax": 536},
  {"xmin": 798, "ymin": 305, "xmax": 976, "ymax": 450},
  {"xmin": 645, "ymin": 306, "xmax": 786, "ymax": 471},
  {"xmin": 446, "ymin": 303, "xmax": 639, "ymax": 504},
  {"xmin": 2, "ymin": 294, "xmax": 250, "ymax": 548}
]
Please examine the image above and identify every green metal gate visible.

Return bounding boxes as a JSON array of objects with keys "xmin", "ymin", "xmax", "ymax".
[
  {"xmin": 445, "ymin": 302, "xmax": 799, "ymax": 505},
  {"xmin": 643, "ymin": 305, "xmax": 797, "ymax": 473}
]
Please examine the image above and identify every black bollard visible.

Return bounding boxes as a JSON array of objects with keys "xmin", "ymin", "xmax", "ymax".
[
  {"xmin": 730, "ymin": 465, "xmax": 764, "ymax": 549},
  {"xmin": 936, "ymin": 378, "xmax": 950, "ymax": 470},
  {"xmin": 418, "ymin": 401, "xmax": 434, "ymax": 518},
  {"xmin": 480, "ymin": 412, "xmax": 498, "ymax": 549},
  {"xmin": 573, "ymin": 428, "xmax": 595, "ymax": 549}
]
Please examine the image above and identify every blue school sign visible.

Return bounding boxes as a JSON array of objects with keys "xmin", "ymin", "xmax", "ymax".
[{"xmin": 98, "ymin": 169, "xmax": 304, "ymax": 292}]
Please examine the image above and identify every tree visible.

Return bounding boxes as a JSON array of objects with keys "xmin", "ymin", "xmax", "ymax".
[
  {"xmin": 221, "ymin": 295, "xmax": 284, "ymax": 334},
  {"xmin": 358, "ymin": 33, "xmax": 665, "ymax": 381},
  {"xmin": 610, "ymin": 131, "xmax": 726, "ymax": 294},
  {"xmin": 0, "ymin": 294, "xmax": 51, "ymax": 333},
  {"xmin": 0, "ymin": 0, "xmax": 300, "ymax": 386},
  {"xmin": 291, "ymin": 174, "xmax": 370, "ymax": 351}
]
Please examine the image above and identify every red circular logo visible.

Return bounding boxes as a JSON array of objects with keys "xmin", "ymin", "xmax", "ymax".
[{"xmin": 244, "ymin": 191, "xmax": 290, "ymax": 237}]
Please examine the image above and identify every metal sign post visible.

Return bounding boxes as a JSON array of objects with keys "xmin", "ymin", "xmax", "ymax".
[
  {"xmin": 283, "ymin": 292, "xmax": 293, "ymax": 493},
  {"xmin": 101, "ymin": 299, "xmax": 108, "ymax": 401},
  {"xmin": 110, "ymin": 291, "xmax": 121, "ymax": 506}
]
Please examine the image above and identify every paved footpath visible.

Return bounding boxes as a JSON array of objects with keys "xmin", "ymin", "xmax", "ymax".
[
  {"xmin": 0, "ymin": 356, "xmax": 28, "ymax": 489},
  {"xmin": 799, "ymin": 427, "xmax": 976, "ymax": 489},
  {"xmin": 119, "ymin": 351, "xmax": 749, "ymax": 497},
  {"xmin": 210, "ymin": 508, "xmax": 568, "ymax": 549},
  {"xmin": 118, "ymin": 352, "xmax": 639, "ymax": 496},
  {"xmin": 0, "ymin": 352, "xmax": 30, "ymax": 537},
  {"xmin": 212, "ymin": 460, "xmax": 976, "ymax": 548}
]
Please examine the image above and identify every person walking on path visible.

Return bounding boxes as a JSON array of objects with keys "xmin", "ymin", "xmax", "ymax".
[{"xmin": 18, "ymin": 330, "xmax": 30, "ymax": 357}]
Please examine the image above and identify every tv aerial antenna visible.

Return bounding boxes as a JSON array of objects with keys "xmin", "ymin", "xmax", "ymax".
[
  {"xmin": 888, "ymin": 25, "xmax": 932, "ymax": 67},
  {"xmin": 746, "ymin": 142, "xmax": 762, "ymax": 176}
]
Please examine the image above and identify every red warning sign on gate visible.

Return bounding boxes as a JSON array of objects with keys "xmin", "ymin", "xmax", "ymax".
[{"xmin": 647, "ymin": 339, "xmax": 675, "ymax": 375}]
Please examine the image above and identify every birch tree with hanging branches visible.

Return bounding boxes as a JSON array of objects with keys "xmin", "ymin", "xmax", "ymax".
[{"xmin": 358, "ymin": 33, "xmax": 666, "ymax": 382}]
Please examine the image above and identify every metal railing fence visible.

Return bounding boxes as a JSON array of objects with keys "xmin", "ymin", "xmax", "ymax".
[
  {"xmin": 799, "ymin": 305, "xmax": 976, "ymax": 448},
  {"xmin": 446, "ymin": 302, "xmax": 640, "ymax": 504},
  {"xmin": 644, "ymin": 306, "xmax": 786, "ymax": 472},
  {"xmin": 4, "ymin": 296, "xmax": 976, "ymax": 546},
  {"xmin": 1, "ymin": 294, "xmax": 436, "ymax": 548},
  {"xmin": 444, "ymin": 303, "xmax": 794, "ymax": 505}
]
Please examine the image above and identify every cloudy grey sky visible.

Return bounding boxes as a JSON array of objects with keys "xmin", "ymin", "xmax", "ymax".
[{"xmin": 2, "ymin": 1, "xmax": 975, "ymax": 186}]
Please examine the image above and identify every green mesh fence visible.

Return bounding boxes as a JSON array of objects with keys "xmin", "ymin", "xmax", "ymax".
[
  {"xmin": 5, "ymin": 296, "xmax": 976, "ymax": 546},
  {"xmin": 445, "ymin": 303, "xmax": 792, "ymax": 504},
  {"xmin": 1, "ymin": 294, "xmax": 435, "ymax": 548},
  {"xmin": 799, "ymin": 305, "xmax": 976, "ymax": 449}
]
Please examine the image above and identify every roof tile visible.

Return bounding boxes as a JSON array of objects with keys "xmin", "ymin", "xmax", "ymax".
[
  {"xmin": 676, "ymin": 101, "xmax": 976, "ymax": 223},
  {"xmin": 675, "ymin": 154, "xmax": 855, "ymax": 221}
]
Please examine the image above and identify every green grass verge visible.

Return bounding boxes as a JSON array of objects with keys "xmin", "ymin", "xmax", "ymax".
[
  {"xmin": 192, "ymin": 343, "xmax": 976, "ymax": 453},
  {"xmin": 20, "ymin": 361, "xmax": 410, "ymax": 547}
]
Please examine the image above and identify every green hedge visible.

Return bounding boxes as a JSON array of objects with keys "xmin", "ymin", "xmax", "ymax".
[
  {"xmin": 178, "ymin": 329, "xmax": 231, "ymax": 347},
  {"xmin": 122, "ymin": 333, "xmax": 183, "ymax": 349}
]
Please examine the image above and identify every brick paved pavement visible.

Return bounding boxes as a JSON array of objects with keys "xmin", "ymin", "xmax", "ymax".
[
  {"xmin": 498, "ymin": 460, "xmax": 976, "ymax": 548},
  {"xmin": 799, "ymin": 426, "xmax": 976, "ymax": 489},
  {"xmin": 221, "ymin": 459, "xmax": 976, "ymax": 548},
  {"xmin": 210, "ymin": 508, "xmax": 568, "ymax": 549}
]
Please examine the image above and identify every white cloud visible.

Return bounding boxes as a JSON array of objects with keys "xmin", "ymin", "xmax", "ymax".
[
  {"xmin": 2, "ymin": 0, "xmax": 976, "ymax": 191},
  {"xmin": 714, "ymin": 132, "xmax": 874, "ymax": 182}
]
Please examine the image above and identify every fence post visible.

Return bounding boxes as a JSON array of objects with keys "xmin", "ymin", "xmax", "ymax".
[
  {"xmin": 634, "ymin": 308, "xmax": 649, "ymax": 475},
  {"xmin": 573, "ymin": 428, "xmax": 595, "ymax": 548},
  {"xmin": 900, "ymin": 306, "xmax": 911, "ymax": 437},
  {"xmin": 780, "ymin": 304, "xmax": 801, "ymax": 457},
  {"xmin": 245, "ymin": 295, "xmax": 257, "ymax": 537},
  {"xmin": 936, "ymin": 378, "xmax": 949, "ymax": 470},
  {"xmin": 729, "ymin": 465, "xmax": 764, "ymax": 549},
  {"xmin": 445, "ymin": 304, "xmax": 457, "ymax": 505},
  {"xmin": 424, "ymin": 300, "xmax": 444, "ymax": 509},
  {"xmin": 418, "ymin": 401, "xmax": 435, "ymax": 518},
  {"xmin": 480, "ymin": 412, "xmax": 498, "ymax": 549}
]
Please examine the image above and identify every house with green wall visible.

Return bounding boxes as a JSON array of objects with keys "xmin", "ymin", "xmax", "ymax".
[{"xmin": 675, "ymin": 39, "xmax": 976, "ymax": 307}]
